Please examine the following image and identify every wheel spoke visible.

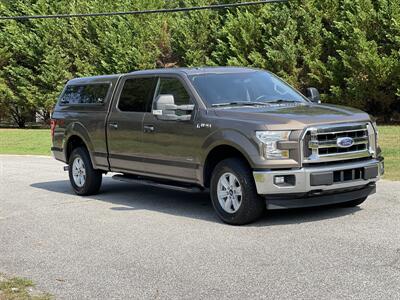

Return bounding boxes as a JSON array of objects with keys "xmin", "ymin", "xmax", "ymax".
[
  {"xmin": 232, "ymin": 197, "xmax": 240, "ymax": 210},
  {"xmin": 229, "ymin": 174, "xmax": 235, "ymax": 186},
  {"xmin": 224, "ymin": 198, "xmax": 233, "ymax": 211},
  {"xmin": 220, "ymin": 176, "xmax": 230, "ymax": 189},
  {"xmin": 234, "ymin": 187, "xmax": 242, "ymax": 197},
  {"xmin": 218, "ymin": 190, "xmax": 228, "ymax": 199}
]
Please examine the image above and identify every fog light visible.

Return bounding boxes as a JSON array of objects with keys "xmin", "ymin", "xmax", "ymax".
[
  {"xmin": 274, "ymin": 176, "xmax": 285, "ymax": 185},
  {"xmin": 274, "ymin": 175, "xmax": 296, "ymax": 187}
]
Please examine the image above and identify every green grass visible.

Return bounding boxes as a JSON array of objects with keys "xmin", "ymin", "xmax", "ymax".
[
  {"xmin": 0, "ymin": 274, "xmax": 52, "ymax": 300},
  {"xmin": 0, "ymin": 126, "xmax": 399, "ymax": 180},
  {"xmin": 0, "ymin": 129, "xmax": 51, "ymax": 156},
  {"xmin": 379, "ymin": 126, "xmax": 400, "ymax": 181}
]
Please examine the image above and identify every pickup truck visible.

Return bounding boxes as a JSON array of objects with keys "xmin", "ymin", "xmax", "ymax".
[{"xmin": 51, "ymin": 67, "xmax": 384, "ymax": 225}]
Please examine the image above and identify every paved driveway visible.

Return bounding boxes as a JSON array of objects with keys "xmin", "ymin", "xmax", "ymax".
[{"xmin": 0, "ymin": 155, "xmax": 399, "ymax": 299}]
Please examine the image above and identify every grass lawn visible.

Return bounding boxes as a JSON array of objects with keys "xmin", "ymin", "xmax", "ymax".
[
  {"xmin": 0, "ymin": 129, "xmax": 51, "ymax": 156},
  {"xmin": 0, "ymin": 126, "xmax": 399, "ymax": 180},
  {"xmin": 379, "ymin": 126, "xmax": 400, "ymax": 181},
  {"xmin": 0, "ymin": 273, "xmax": 52, "ymax": 300}
]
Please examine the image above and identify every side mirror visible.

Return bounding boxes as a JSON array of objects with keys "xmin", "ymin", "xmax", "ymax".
[
  {"xmin": 306, "ymin": 87, "xmax": 321, "ymax": 104},
  {"xmin": 153, "ymin": 94, "xmax": 194, "ymax": 121}
]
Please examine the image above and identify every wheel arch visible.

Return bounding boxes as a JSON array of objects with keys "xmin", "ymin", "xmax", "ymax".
[
  {"xmin": 63, "ymin": 123, "xmax": 97, "ymax": 169},
  {"xmin": 202, "ymin": 144, "xmax": 253, "ymax": 188},
  {"xmin": 200, "ymin": 129, "xmax": 260, "ymax": 187}
]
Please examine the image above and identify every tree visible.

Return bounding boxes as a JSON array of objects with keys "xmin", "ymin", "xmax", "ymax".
[
  {"xmin": 316, "ymin": 0, "xmax": 400, "ymax": 121},
  {"xmin": 0, "ymin": 0, "xmax": 399, "ymax": 125}
]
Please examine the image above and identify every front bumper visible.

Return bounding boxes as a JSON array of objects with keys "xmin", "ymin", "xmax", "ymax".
[
  {"xmin": 266, "ymin": 183, "xmax": 376, "ymax": 210},
  {"xmin": 253, "ymin": 158, "xmax": 384, "ymax": 197}
]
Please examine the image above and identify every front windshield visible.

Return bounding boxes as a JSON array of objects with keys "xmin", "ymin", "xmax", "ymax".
[{"xmin": 189, "ymin": 71, "xmax": 307, "ymax": 107}]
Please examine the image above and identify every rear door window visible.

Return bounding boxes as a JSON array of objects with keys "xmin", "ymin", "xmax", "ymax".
[
  {"xmin": 118, "ymin": 77, "xmax": 157, "ymax": 112},
  {"xmin": 61, "ymin": 83, "xmax": 110, "ymax": 105}
]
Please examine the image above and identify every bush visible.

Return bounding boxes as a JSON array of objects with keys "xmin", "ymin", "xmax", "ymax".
[{"xmin": 0, "ymin": 0, "xmax": 398, "ymax": 126}]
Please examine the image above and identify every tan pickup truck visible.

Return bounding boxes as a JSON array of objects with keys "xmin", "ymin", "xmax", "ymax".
[{"xmin": 51, "ymin": 67, "xmax": 384, "ymax": 225}]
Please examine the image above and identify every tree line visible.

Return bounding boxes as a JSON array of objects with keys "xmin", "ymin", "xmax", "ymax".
[{"xmin": 0, "ymin": 0, "xmax": 399, "ymax": 127}]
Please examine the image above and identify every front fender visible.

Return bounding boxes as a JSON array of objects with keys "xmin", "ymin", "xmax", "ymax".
[{"xmin": 201, "ymin": 129, "xmax": 261, "ymax": 168}]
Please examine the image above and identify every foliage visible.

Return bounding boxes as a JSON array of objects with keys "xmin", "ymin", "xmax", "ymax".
[{"xmin": 0, "ymin": 0, "xmax": 399, "ymax": 126}]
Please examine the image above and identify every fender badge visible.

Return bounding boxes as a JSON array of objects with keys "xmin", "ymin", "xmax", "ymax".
[{"xmin": 196, "ymin": 123, "xmax": 212, "ymax": 129}]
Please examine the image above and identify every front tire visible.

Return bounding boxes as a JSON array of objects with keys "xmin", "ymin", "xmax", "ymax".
[
  {"xmin": 210, "ymin": 158, "xmax": 265, "ymax": 225},
  {"xmin": 68, "ymin": 147, "xmax": 102, "ymax": 196}
]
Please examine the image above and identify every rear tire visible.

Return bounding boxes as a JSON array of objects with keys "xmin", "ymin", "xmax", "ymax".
[
  {"xmin": 210, "ymin": 158, "xmax": 265, "ymax": 225},
  {"xmin": 339, "ymin": 197, "xmax": 368, "ymax": 208},
  {"xmin": 68, "ymin": 147, "xmax": 102, "ymax": 196}
]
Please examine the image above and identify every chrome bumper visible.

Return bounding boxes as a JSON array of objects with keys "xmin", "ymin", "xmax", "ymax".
[{"xmin": 253, "ymin": 159, "xmax": 384, "ymax": 195}]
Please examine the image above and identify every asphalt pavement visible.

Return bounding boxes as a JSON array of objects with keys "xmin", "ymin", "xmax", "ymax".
[{"xmin": 0, "ymin": 155, "xmax": 399, "ymax": 299}]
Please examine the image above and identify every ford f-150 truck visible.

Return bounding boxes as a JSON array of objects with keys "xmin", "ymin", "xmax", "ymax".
[{"xmin": 51, "ymin": 67, "xmax": 384, "ymax": 225}]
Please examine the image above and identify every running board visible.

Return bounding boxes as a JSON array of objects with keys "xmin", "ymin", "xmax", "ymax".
[{"xmin": 112, "ymin": 174, "xmax": 203, "ymax": 193}]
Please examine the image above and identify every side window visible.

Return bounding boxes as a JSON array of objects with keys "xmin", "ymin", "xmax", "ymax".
[
  {"xmin": 61, "ymin": 84, "xmax": 110, "ymax": 104},
  {"xmin": 118, "ymin": 77, "xmax": 156, "ymax": 112},
  {"xmin": 156, "ymin": 78, "xmax": 192, "ymax": 106}
]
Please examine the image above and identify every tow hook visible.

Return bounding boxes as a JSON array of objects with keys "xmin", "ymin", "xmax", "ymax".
[{"xmin": 63, "ymin": 166, "xmax": 69, "ymax": 172}]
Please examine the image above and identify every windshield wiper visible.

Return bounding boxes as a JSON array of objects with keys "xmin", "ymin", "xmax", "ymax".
[
  {"xmin": 266, "ymin": 99, "xmax": 299, "ymax": 104},
  {"xmin": 211, "ymin": 101, "xmax": 268, "ymax": 108}
]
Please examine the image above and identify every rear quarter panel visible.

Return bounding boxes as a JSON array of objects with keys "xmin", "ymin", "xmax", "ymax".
[{"xmin": 52, "ymin": 77, "xmax": 120, "ymax": 170}]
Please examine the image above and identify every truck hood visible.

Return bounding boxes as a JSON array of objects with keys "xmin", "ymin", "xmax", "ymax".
[{"xmin": 213, "ymin": 103, "xmax": 371, "ymax": 130}]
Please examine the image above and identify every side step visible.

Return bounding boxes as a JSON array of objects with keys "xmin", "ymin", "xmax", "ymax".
[{"xmin": 112, "ymin": 174, "xmax": 204, "ymax": 193}]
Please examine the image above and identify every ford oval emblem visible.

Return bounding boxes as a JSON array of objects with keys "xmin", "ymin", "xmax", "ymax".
[{"xmin": 337, "ymin": 137, "xmax": 354, "ymax": 148}]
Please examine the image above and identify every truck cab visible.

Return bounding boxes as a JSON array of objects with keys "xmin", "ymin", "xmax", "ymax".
[{"xmin": 51, "ymin": 67, "xmax": 384, "ymax": 225}]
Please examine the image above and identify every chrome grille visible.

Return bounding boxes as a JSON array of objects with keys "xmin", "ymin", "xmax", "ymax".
[{"xmin": 302, "ymin": 123, "xmax": 375, "ymax": 164}]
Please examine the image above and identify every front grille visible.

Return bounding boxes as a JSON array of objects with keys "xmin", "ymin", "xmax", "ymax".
[{"xmin": 302, "ymin": 123, "xmax": 374, "ymax": 164}]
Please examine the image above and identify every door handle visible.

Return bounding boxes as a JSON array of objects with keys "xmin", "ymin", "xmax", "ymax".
[
  {"xmin": 109, "ymin": 122, "xmax": 118, "ymax": 129},
  {"xmin": 143, "ymin": 124, "xmax": 155, "ymax": 133}
]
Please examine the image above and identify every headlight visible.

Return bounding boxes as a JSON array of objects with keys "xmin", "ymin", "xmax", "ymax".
[
  {"xmin": 255, "ymin": 131, "xmax": 291, "ymax": 159},
  {"xmin": 367, "ymin": 122, "xmax": 378, "ymax": 157},
  {"xmin": 372, "ymin": 121, "xmax": 379, "ymax": 143}
]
